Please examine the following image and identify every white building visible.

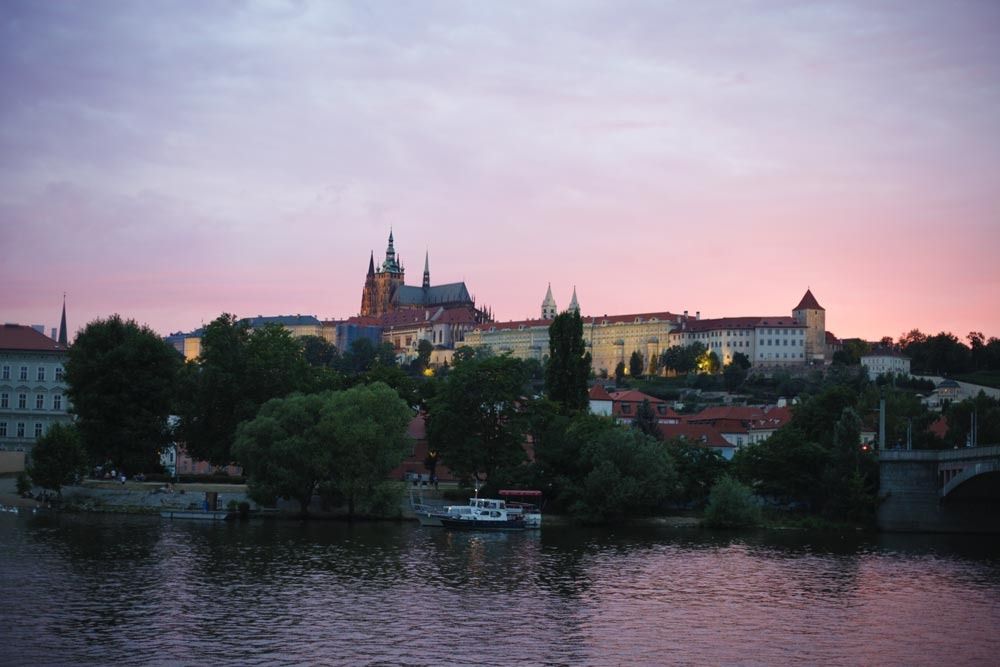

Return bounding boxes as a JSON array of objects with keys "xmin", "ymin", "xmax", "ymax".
[
  {"xmin": 0, "ymin": 324, "xmax": 72, "ymax": 464},
  {"xmin": 861, "ymin": 351, "xmax": 912, "ymax": 381}
]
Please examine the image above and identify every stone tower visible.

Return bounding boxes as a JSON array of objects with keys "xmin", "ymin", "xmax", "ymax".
[
  {"xmin": 793, "ymin": 288, "xmax": 826, "ymax": 363},
  {"xmin": 360, "ymin": 231, "xmax": 406, "ymax": 317},
  {"xmin": 541, "ymin": 283, "xmax": 557, "ymax": 319},
  {"xmin": 568, "ymin": 286, "xmax": 580, "ymax": 314}
]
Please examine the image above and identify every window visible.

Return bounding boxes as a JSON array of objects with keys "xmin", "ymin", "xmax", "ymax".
[
  {"xmin": 1, "ymin": 366, "xmax": 8, "ymax": 380},
  {"xmin": 37, "ymin": 367, "xmax": 46, "ymax": 381},
  {"xmin": 53, "ymin": 394, "xmax": 62, "ymax": 410},
  {"xmin": 0, "ymin": 423, "xmax": 5, "ymax": 437},
  {"xmin": 55, "ymin": 367, "xmax": 64, "ymax": 382},
  {"xmin": 34, "ymin": 423, "xmax": 43, "ymax": 438},
  {"xmin": 16, "ymin": 423, "xmax": 25, "ymax": 438},
  {"xmin": 19, "ymin": 366, "xmax": 28, "ymax": 381},
  {"xmin": 18, "ymin": 394, "xmax": 27, "ymax": 409},
  {"xmin": 36, "ymin": 394, "xmax": 44, "ymax": 410},
  {"xmin": 621, "ymin": 404, "xmax": 632, "ymax": 415},
  {"xmin": 0, "ymin": 394, "xmax": 6, "ymax": 409}
]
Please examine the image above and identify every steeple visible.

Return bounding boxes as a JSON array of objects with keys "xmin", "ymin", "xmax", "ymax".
[
  {"xmin": 58, "ymin": 293, "xmax": 68, "ymax": 346},
  {"xmin": 367, "ymin": 251, "xmax": 375, "ymax": 276},
  {"xmin": 422, "ymin": 251, "xmax": 430, "ymax": 290},
  {"xmin": 382, "ymin": 229, "xmax": 400, "ymax": 273},
  {"xmin": 541, "ymin": 283, "xmax": 557, "ymax": 319},
  {"xmin": 568, "ymin": 286, "xmax": 580, "ymax": 314}
]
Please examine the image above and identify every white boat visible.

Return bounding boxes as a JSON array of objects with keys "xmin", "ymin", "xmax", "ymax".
[
  {"xmin": 160, "ymin": 509, "xmax": 232, "ymax": 521},
  {"xmin": 413, "ymin": 502, "xmax": 474, "ymax": 527},
  {"xmin": 439, "ymin": 496, "xmax": 527, "ymax": 532},
  {"xmin": 499, "ymin": 489, "xmax": 543, "ymax": 529}
]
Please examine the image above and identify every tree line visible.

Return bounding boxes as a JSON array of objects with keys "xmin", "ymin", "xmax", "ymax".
[{"xmin": 28, "ymin": 309, "xmax": 997, "ymax": 526}]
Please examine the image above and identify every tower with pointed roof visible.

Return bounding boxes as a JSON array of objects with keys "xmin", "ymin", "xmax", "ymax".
[
  {"xmin": 58, "ymin": 294, "xmax": 68, "ymax": 346},
  {"xmin": 568, "ymin": 286, "xmax": 580, "ymax": 314},
  {"xmin": 792, "ymin": 288, "xmax": 826, "ymax": 363},
  {"xmin": 360, "ymin": 232, "xmax": 406, "ymax": 317},
  {"xmin": 358, "ymin": 232, "xmax": 487, "ymax": 322},
  {"xmin": 541, "ymin": 284, "xmax": 557, "ymax": 319}
]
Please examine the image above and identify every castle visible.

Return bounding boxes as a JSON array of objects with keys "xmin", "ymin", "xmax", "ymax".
[{"xmin": 360, "ymin": 231, "xmax": 490, "ymax": 322}]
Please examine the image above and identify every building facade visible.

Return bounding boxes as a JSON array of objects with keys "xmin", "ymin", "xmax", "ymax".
[
  {"xmin": 861, "ymin": 351, "xmax": 912, "ymax": 380},
  {"xmin": 0, "ymin": 324, "xmax": 73, "ymax": 460}
]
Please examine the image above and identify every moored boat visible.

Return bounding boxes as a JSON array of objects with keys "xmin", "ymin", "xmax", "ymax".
[{"xmin": 439, "ymin": 497, "xmax": 526, "ymax": 532}]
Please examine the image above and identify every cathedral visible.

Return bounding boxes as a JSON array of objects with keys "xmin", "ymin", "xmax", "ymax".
[{"xmin": 360, "ymin": 231, "xmax": 491, "ymax": 323}]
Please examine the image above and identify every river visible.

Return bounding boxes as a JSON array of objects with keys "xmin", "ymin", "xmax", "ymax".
[{"xmin": 2, "ymin": 510, "xmax": 999, "ymax": 666}]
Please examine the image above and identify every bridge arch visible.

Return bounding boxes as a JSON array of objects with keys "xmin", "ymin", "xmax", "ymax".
[{"xmin": 941, "ymin": 461, "xmax": 1000, "ymax": 499}]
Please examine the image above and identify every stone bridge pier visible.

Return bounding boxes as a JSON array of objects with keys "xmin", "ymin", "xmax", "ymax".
[{"xmin": 878, "ymin": 445, "xmax": 1000, "ymax": 533}]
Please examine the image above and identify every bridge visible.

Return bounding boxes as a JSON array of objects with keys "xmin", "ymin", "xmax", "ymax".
[{"xmin": 878, "ymin": 445, "xmax": 1000, "ymax": 533}]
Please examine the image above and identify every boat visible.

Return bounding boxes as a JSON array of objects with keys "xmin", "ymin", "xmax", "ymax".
[
  {"xmin": 412, "ymin": 501, "xmax": 476, "ymax": 527},
  {"xmin": 439, "ymin": 497, "xmax": 527, "ymax": 532},
  {"xmin": 160, "ymin": 509, "xmax": 233, "ymax": 521},
  {"xmin": 499, "ymin": 489, "xmax": 543, "ymax": 529}
]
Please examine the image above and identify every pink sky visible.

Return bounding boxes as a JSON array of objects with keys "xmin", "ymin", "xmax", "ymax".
[{"xmin": 2, "ymin": 2, "xmax": 999, "ymax": 343}]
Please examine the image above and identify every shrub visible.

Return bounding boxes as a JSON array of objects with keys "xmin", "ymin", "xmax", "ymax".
[
  {"xmin": 16, "ymin": 471, "xmax": 32, "ymax": 497},
  {"xmin": 703, "ymin": 475, "xmax": 761, "ymax": 528}
]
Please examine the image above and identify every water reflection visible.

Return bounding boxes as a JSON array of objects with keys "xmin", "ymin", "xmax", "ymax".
[{"xmin": 2, "ymin": 513, "xmax": 999, "ymax": 666}]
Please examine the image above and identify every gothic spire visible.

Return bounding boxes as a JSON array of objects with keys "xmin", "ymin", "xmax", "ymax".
[
  {"xmin": 367, "ymin": 251, "xmax": 375, "ymax": 276},
  {"xmin": 422, "ymin": 251, "xmax": 430, "ymax": 289},
  {"xmin": 568, "ymin": 286, "xmax": 580, "ymax": 314},
  {"xmin": 541, "ymin": 282, "xmax": 557, "ymax": 319},
  {"xmin": 58, "ymin": 293, "xmax": 68, "ymax": 346}
]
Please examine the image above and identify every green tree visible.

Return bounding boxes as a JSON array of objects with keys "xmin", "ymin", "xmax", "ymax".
[
  {"xmin": 66, "ymin": 315, "xmax": 181, "ymax": 472},
  {"xmin": 300, "ymin": 335, "xmax": 338, "ymax": 367},
  {"xmin": 661, "ymin": 343, "xmax": 706, "ymax": 375},
  {"xmin": 28, "ymin": 423, "xmax": 88, "ymax": 496},
  {"xmin": 233, "ymin": 392, "xmax": 335, "ymax": 516},
  {"xmin": 427, "ymin": 355, "xmax": 529, "ymax": 485},
  {"xmin": 632, "ymin": 398, "xmax": 660, "ymax": 439},
  {"xmin": 629, "ymin": 350, "xmax": 644, "ymax": 378},
  {"xmin": 703, "ymin": 475, "xmax": 761, "ymax": 528},
  {"xmin": 666, "ymin": 438, "xmax": 728, "ymax": 504},
  {"xmin": 569, "ymin": 427, "xmax": 677, "ymax": 521},
  {"xmin": 546, "ymin": 310, "xmax": 592, "ymax": 413},
  {"xmin": 416, "ymin": 339, "xmax": 434, "ymax": 369},
  {"xmin": 723, "ymin": 361, "xmax": 748, "ymax": 391},
  {"xmin": 179, "ymin": 316, "xmax": 310, "ymax": 466},
  {"xmin": 327, "ymin": 382, "xmax": 412, "ymax": 518},
  {"xmin": 614, "ymin": 361, "xmax": 626, "ymax": 386},
  {"xmin": 698, "ymin": 350, "xmax": 721, "ymax": 374}
]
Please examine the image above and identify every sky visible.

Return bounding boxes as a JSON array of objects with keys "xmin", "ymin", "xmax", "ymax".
[{"xmin": 2, "ymin": 1, "xmax": 999, "ymax": 342}]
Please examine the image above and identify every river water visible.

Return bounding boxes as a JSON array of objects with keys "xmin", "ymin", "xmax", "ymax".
[{"xmin": 2, "ymin": 510, "xmax": 999, "ymax": 666}]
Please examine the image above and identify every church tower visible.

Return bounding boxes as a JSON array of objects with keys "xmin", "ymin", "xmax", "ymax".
[
  {"xmin": 423, "ymin": 251, "xmax": 431, "ymax": 290},
  {"xmin": 541, "ymin": 283, "xmax": 557, "ymax": 319},
  {"xmin": 568, "ymin": 286, "xmax": 580, "ymax": 314},
  {"xmin": 793, "ymin": 288, "xmax": 826, "ymax": 364},
  {"xmin": 360, "ymin": 232, "xmax": 407, "ymax": 317}
]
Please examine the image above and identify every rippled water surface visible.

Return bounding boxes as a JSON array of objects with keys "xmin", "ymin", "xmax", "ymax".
[{"xmin": 2, "ymin": 511, "xmax": 999, "ymax": 666}]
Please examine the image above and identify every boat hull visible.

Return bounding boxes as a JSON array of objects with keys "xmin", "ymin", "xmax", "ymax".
[
  {"xmin": 160, "ymin": 510, "xmax": 232, "ymax": 521},
  {"xmin": 439, "ymin": 517, "xmax": 525, "ymax": 532}
]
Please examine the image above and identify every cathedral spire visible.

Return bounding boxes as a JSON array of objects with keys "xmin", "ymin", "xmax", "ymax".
[
  {"xmin": 422, "ymin": 250, "xmax": 430, "ymax": 290},
  {"xmin": 568, "ymin": 286, "xmax": 580, "ymax": 314},
  {"xmin": 382, "ymin": 229, "xmax": 400, "ymax": 273},
  {"xmin": 58, "ymin": 293, "xmax": 68, "ymax": 346},
  {"xmin": 367, "ymin": 251, "xmax": 375, "ymax": 276},
  {"xmin": 541, "ymin": 282, "xmax": 557, "ymax": 319}
]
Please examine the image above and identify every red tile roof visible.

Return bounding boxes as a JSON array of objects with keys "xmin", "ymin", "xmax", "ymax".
[
  {"xmin": 471, "ymin": 311, "xmax": 683, "ymax": 333},
  {"xmin": 0, "ymin": 324, "xmax": 68, "ymax": 352},
  {"xmin": 609, "ymin": 390, "xmax": 667, "ymax": 404},
  {"xmin": 658, "ymin": 423, "xmax": 731, "ymax": 447},
  {"xmin": 588, "ymin": 384, "xmax": 614, "ymax": 401},
  {"xmin": 687, "ymin": 406, "xmax": 761, "ymax": 422},
  {"xmin": 674, "ymin": 316, "xmax": 802, "ymax": 333},
  {"xmin": 929, "ymin": 416, "xmax": 948, "ymax": 439},
  {"xmin": 584, "ymin": 312, "xmax": 682, "ymax": 326},
  {"xmin": 793, "ymin": 289, "xmax": 824, "ymax": 311}
]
